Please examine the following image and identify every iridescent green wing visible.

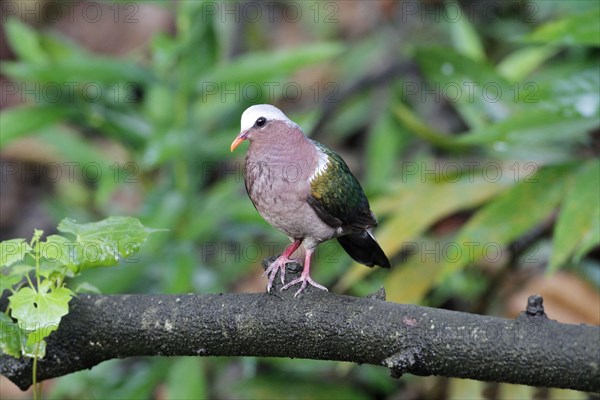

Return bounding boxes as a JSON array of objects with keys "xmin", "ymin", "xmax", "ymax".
[{"xmin": 308, "ymin": 140, "xmax": 376, "ymax": 229}]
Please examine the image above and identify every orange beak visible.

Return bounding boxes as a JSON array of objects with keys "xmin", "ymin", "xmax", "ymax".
[{"xmin": 230, "ymin": 131, "xmax": 248, "ymax": 152}]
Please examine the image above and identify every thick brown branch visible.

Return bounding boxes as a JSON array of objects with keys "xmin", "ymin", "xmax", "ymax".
[{"xmin": 1, "ymin": 287, "xmax": 598, "ymax": 392}]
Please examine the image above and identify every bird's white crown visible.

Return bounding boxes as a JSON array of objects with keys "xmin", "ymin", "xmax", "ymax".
[{"xmin": 240, "ymin": 104, "xmax": 298, "ymax": 132}]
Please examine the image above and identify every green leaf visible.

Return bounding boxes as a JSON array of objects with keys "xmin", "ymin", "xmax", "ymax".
[
  {"xmin": 0, "ymin": 105, "xmax": 72, "ymax": 148},
  {"xmin": 199, "ymin": 42, "xmax": 344, "ymax": 86},
  {"xmin": 1, "ymin": 23, "xmax": 152, "ymax": 110},
  {"xmin": 31, "ymin": 229, "xmax": 44, "ymax": 247},
  {"xmin": 521, "ymin": 10, "xmax": 600, "ymax": 46},
  {"xmin": 448, "ymin": 3, "xmax": 485, "ymax": 61},
  {"xmin": 414, "ymin": 46, "xmax": 513, "ymax": 128},
  {"xmin": 366, "ymin": 108, "xmax": 408, "ymax": 192},
  {"xmin": 36, "ymin": 125, "xmax": 114, "ymax": 170},
  {"xmin": 22, "ymin": 334, "xmax": 46, "ymax": 358},
  {"xmin": 454, "ymin": 66, "xmax": 599, "ymax": 161},
  {"xmin": 455, "ymin": 109, "xmax": 600, "ymax": 162},
  {"xmin": 575, "ymin": 217, "xmax": 600, "ymax": 264},
  {"xmin": 549, "ymin": 160, "xmax": 600, "ymax": 270},
  {"xmin": 49, "ymin": 217, "xmax": 166, "ymax": 272},
  {"xmin": 325, "ymin": 97, "xmax": 373, "ymax": 140},
  {"xmin": 1, "ymin": 239, "xmax": 32, "ymax": 267},
  {"xmin": 58, "ymin": 216, "xmax": 164, "ymax": 245},
  {"xmin": 1, "ymin": 275, "xmax": 22, "ymax": 296},
  {"xmin": 0, "ymin": 312, "xmax": 45, "ymax": 358},
  {"xmin": 165, "ymin": 358, "xmax": 207, "ymax": 400},
  {"xmin": 0, "ymin": 313, "xmax": 22, "ymax": 358},
  {"xmin": 39, "ymin": 235, "xmax": 78, "ymax": 271},
  {"xmin": 406, "ymin": 61, "xmax": 599, "ymax": 161},
  {"xmin": 535, "ymin": 68, "xmax": 600, "ymax": 119},
  {"xmin": 1, "ymin": 265, "xmax": 34, "ymax": 295},
  {"xmin": 33, "ymin": 126, "xmax": 122, "ymax": 203},
  {"xmin": 38, "ymin": 32, "xmax": 85, "ymax": 61},
  {"xmin": 4, "ymin": 19, "xmax": 47, "ymax": 64},
  {"xmin": 497, "ymin": 46, "xmax": 561, "ymax": 82},
  {"xmin": 9, "ymin": 282, "xmax": 74, "ymax": 333},
  {"xmin": 72, "ymin": 282, "xmax": 101, "ymax": 294},
  {"xmin": 456, "ymin": 109, "xmax": 597, "ymax": 145},
  {"xmin": 392, "ymin": 103, "xmax": 461, "ymax": 149},
  {"xmin": 1, "ymin": 57, "xmax": 152, "ymax": 85},
  {"xmin": 438, "ymin": 165, "xmax": 574, "ymax": 282}
]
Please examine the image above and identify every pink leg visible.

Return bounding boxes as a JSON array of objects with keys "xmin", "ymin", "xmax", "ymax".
[
  {"xmin": 263, "ymin": 239, "xmax": 302, "ymax": 292},
  {"xmin": 281, "ymin": 247, "xmax": 328, "ymax": 297}
]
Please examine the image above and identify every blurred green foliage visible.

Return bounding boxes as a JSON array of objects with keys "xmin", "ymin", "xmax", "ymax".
[{"xmin": 1, "ymin": 0, "xmax": 598, "ymax": 398}]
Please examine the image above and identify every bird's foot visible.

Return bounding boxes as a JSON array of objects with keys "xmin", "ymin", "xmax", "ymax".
[
  {"xmin": 263, "ymin": 255, "xmax": 298, "ymax": 293},
  {"xmin": 281, "ymin": 274, "xmax": 328, "ymax": 297}
]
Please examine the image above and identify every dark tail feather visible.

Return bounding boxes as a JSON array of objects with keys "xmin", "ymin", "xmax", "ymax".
[{"xmin": 337, "ymin": 231, "xmax": 390, "ymax": 268}]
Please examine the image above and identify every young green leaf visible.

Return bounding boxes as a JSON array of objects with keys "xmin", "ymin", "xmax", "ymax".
[
  {"xmin": 549, "ymin": 159, "xmax": 600, "ymax": 270},
  {"xmin": 9, "ymin": 281, "xmax": 74, "ymax": 332},
  {"xmin": 1, "ymin": 239, "xmax": 32, "ymax": 267}
]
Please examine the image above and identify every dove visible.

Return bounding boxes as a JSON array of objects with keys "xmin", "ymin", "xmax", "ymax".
[{"xmin": 231, "ymin": 104, "xmax": 390, "ymax": 296}]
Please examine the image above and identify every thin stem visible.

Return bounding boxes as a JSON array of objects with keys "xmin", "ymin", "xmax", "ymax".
[
  {"xmin": 35, "ymin": 241, "xmax": 41, "ymax": 289},
  {"xmin": 24, "ymin": 273, "xmax": 35, "ymax": 291},
  {"xmin": 32, "ymin": 342, "xmax": 40, "ymax": 400}
]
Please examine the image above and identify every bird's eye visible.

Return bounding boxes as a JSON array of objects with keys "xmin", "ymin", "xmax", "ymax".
[{"xmin": 255, "ymin": 117, "xmax": 267, "ymax": 127}]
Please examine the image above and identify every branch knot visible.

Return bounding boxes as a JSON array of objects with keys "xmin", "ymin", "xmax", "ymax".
[
  {"xmin": 383, "ymin": 347, "xmax": 421, "ymax": 379},
  {"xmin": 525, "ymin": 294, "xmax": 546, "ymax": 317}
]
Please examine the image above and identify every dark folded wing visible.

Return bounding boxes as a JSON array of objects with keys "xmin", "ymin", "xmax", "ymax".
[{"xmin": 307, "ymin": 141, "xmax": 377, "ymax": 230}]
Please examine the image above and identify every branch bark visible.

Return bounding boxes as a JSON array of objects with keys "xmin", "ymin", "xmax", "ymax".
[{"xmin": 1, "ymin": 282, "xmax": 598, "ymax": 392}]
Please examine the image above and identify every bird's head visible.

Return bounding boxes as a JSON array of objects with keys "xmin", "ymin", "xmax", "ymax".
[{"xmin": 230, "ymin": 104, "xmax": 300, "ymax": 152}]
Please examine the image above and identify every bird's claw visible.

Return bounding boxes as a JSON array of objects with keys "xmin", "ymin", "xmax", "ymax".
[
  {"xmin": 281, "ymin": 274, "xmax": 328, "ymax": 297},
  {"xmin": 263, "ymin": 256, "xmax": 298, "ymax": 292}
]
